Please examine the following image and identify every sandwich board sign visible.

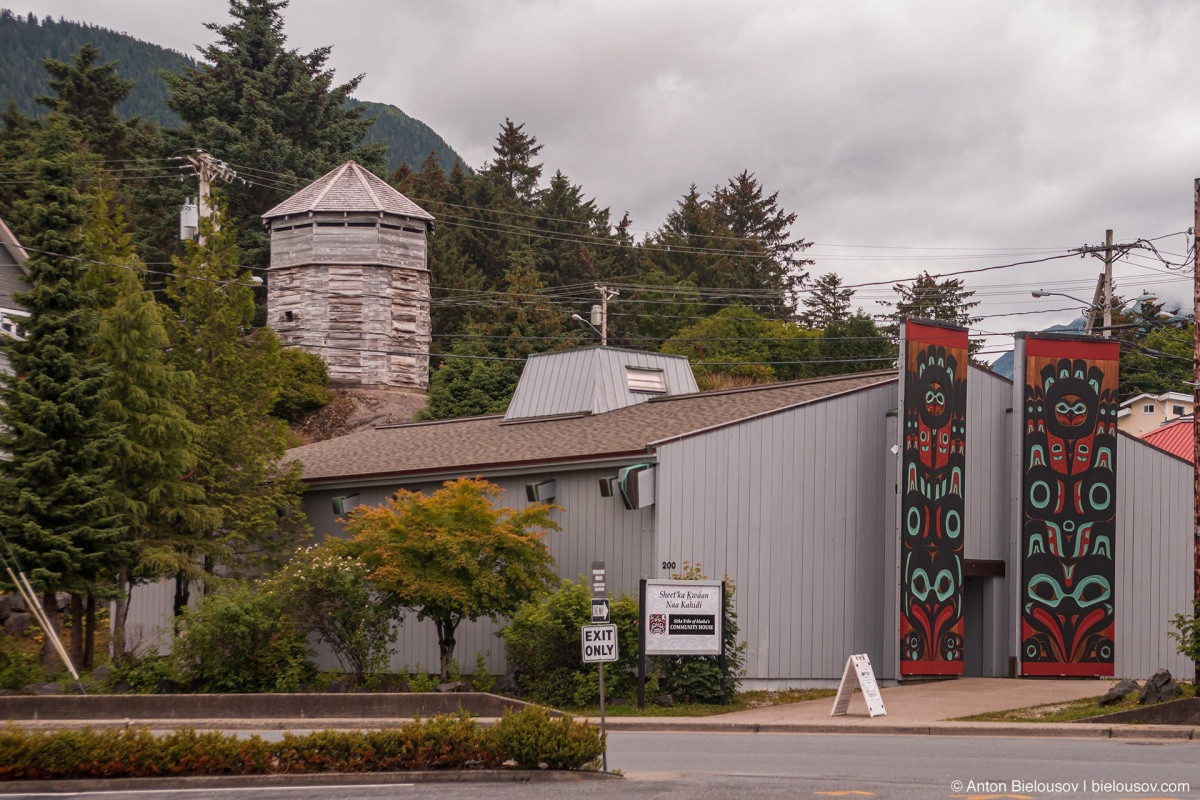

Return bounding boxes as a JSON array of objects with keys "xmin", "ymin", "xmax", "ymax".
[{"xmin": 830, "ymin": 653, "xmax": 887, "ymax": 717}]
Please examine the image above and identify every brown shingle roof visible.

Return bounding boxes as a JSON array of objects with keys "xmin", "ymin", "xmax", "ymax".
[
  {"xmin": 288, "ymin": 371, "xmax": 896, "ymax": 484},
  {"xmin": 262, "ymin": 161, "xmax": 434, "ymax": 222}
]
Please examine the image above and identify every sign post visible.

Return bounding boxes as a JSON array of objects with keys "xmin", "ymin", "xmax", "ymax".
[
  {"xmin": 588, "ymin": 561, "xmax": 609, "ymax": 771},
  {"xmin": 581, "ymin": 623, "xmax": 617, "ymax": 770}
]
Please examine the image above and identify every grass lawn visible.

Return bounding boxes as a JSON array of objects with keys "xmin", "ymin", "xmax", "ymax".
[
  {"xmin": 570, "ymin": 688, "xmax": 836, "ymax": 717},
  {"xmin": 956, "ymin": 682, "xmax": 1197, "ymax": 723}
]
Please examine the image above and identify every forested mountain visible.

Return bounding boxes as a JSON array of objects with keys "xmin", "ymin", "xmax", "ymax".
[{"xmin": 0, "ymin": 9, "xmax": 465, "ymax": 173}]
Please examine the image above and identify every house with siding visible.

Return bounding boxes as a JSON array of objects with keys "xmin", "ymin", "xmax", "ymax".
[
  {"xmin": 278, "ymin": 344, "xmax": 1193, "ymax": 686},
  {"xmin": 0, "ymin": 215, "xmax": 28, "ymax": 344},
  {"xmin": 116, "ymin": 165, "xmax": 1193, "ymax": 686}
]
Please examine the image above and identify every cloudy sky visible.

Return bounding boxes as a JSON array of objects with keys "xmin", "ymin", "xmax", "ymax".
[{"xmin": 11, "ymin": 0, "xmax": 1200, "ymax": 355}]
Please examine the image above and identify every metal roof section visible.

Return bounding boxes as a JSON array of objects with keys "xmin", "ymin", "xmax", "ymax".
[
  {"xmin": 261, "ymin": 161, "xmax": 434, "ymax": 225},
  {"xmin": 1138, "ymin": 418, "xmax": 1194, "ymax": 463},
  {"xmin": 504, "ymin": 346, "xmax": 699, "ymax": 421}
]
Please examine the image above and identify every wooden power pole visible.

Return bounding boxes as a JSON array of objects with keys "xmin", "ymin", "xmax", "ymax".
[{"xmin": 1193, "ymin": 178, "xmax": 1200, "ymax": 683}]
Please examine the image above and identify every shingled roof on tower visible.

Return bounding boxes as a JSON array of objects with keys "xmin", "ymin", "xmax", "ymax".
[{"xmin": 262, "ymin": 161, "xmax": 433, "ymax": 226}]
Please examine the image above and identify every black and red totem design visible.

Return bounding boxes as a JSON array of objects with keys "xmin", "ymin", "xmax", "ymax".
[
  {"xmin": 1019, "ymin": 335, "xmax": 1118, "ymax": 676},
  {"xmin": 900, "ymin": 321, "xmax": 967, "ymax": 676}
]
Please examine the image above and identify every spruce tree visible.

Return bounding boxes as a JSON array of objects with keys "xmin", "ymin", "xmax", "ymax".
[
  {"xmin": 163, "ymin": 202, "xmax": 309, "ymax": 616},
  {"xmin": 799, "ymin": 272, "xmax": 855, "ymax": 329},
  {"xmin": 36, "ymin": 45, "xmax": 136, "ymax": 160},
  {"xmin": 486, "ymin": 118, "xmax": 544, "ymax": 204},
  {"xmin": 0, "ymin": 119, "xmax": 126, "ymax": 668},
  {"xmin": 81, "ymin": 183, "xmax": 211, "ymax": 659},
  {"xmin": 164, "ymin": 0, "xmax": 385, "ymax": 269}
]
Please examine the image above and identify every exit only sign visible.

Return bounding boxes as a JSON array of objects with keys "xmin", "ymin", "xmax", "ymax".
[{"xmin": 581, "ymin": 623, "xmax": 619, "ymax": 663}]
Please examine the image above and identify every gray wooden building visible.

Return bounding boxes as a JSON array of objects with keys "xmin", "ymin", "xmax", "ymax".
[
  {"xmin": 262, "ymin": 161, "xmax": 434, "ymax": 393},
  {"xmin": 0, "ymin": 215, "xmax": 28, "ymax": 341},
  {"xmin": 283, "ymin": 346, "xmax": 1194, "ymax": 685}
]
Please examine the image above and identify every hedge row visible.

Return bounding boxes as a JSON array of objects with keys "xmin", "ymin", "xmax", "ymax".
[{"xmin": 0, "ymin": 707, "xmax": 604, "ymax": 780}]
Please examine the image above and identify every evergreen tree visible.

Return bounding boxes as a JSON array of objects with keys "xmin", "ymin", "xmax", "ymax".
[
  {"xmin": 164, "ymin": 0, "xmax": 385, "ymax": 269},
  {"xmin": 486, "ymin": 118, "xmax": 544, "ymax": 204},
  {"xmin": 710, "ymin": 171, "xmax": 811, "ymax": 316},
  {"xmin": 36, "ymin": 45, "xmax": 136, "ymax": 160},
  {"xmin": 163, "ymin": 203, "xmax": 309, "ymax": 617},
  {"xmin": 80, "ymin": 183, "xmax": 211, "ymax": 660},
  {"xmin": 885, "ymin": 271, "xmax": 981, "ymax": 355},
  {"xmin": 887, "ymin": 271, "xmax": 981, "ymax": 329},
  {"xmin": 817, "ymin": 313, "xmax": 896, "ymax": 377},
  {"xmin": 799, "ymin": 272, "xmax": 855, "ymax": 329},
  {"xmin": 416, "ymin": 338, "xmax": 520, "ymax": 421},
  {"xmin": 0, "ymin": 119, "xmax": 126, "ymax": 668}
]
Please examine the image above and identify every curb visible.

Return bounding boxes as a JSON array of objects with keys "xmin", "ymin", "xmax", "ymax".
[
  {"xmin": 5, "ymin": 717, "xmax": 1197, "ymax": 741},
  {"xmin": 0, "ymin": 769, "xmax": 622, "ymax": 793},
  {"xmin": 595, "ymin": 719, "xmax": 1199, "ymax": 740}
]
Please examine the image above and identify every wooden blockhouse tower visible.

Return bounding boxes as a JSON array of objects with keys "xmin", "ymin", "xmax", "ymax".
[{"xmin": 263, "ymin": 161, "xmax": 434, "ymax": 392}]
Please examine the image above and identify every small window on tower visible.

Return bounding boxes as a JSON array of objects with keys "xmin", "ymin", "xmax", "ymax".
[
  {"xmin": 284, "ymin": 311, "xmax": 295, "ymax": 322},
  {"xmin": 626, "ymin": 366, "xmax": 666, "ymax": 394}
]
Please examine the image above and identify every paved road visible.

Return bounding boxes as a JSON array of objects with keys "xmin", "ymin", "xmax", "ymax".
[{"xmin": 1, "ymin": 731, "xmax": 1196, "ymax": 799}]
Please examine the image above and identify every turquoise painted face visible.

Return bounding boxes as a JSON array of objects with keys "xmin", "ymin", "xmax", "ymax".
[
  {"xmin": 908, "ymin": 567, "xmax": 957, "ymax": 603},
  {"xmin": 1026, "ymin": 573, "xmax": 1110, "ymax": 610}
]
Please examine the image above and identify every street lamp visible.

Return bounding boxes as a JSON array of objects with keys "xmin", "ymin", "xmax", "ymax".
[
  {"xmin": 571, "ymin": 313, "xmax": 604, "ymax": 345},
  {"xmin": 1029, "ymin": 290, "xmax": 1157, "ymax": 337}
]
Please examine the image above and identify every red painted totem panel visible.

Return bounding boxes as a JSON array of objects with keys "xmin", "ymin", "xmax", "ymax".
[
  {"xmin": 900, "ymin": 321, "xmax": 968, "ymax": 676},
  {"xmin": 1019, "ymin": 335, "xmax": 1118, "ymax": 677}
]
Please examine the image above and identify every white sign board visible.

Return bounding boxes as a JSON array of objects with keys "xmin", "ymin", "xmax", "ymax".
[
  {"xmin": 830, "ymin": 653, "xmax": 887, "ymax": 717},
  {"xmin": 582, "ymin": 623, "xmax": 619, "ymax": 663},
  {"xmin": 642, "ymin": 579, "xmax": 723, "ymax": 656}
]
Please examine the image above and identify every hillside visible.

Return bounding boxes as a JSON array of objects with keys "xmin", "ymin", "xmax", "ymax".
[{"xmin": 0, "ymin": 9, "xmax": 466, "ymax": 173}]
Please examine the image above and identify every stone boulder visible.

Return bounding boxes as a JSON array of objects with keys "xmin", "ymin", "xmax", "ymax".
[
  {"xmin": 1098, "ymin": 678, "xmax": 1139, "ymax": 706},
  {"xmin": 436, "ymin": 681, "xmax": 471, "ymax": 693},
  {"xmin": 1138, "ymin": 669, "xmax": 1181, "ymax": 705}
]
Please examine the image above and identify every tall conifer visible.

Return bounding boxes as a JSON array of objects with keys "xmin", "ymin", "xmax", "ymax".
[
  {"xmin": 163, "ymin": 203, "xmax": 308, "ymax": 616},
  {"xmin": 81, "ymin": 183, "xmax": 211, "ymax": 659},
  {"xmin": 0, "ymin": 119, "xmax": 125, "ymax": 668}
]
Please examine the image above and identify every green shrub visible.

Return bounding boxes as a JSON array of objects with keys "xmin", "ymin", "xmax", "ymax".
[
  {"xmin": 104, "ymin": 653, "xmax": 177, "ymax": 694},
  {"xmin": 1169, "ymin": 599, "xmax": 1200, "ymax": 664},
  {"xmin": 269, "ymin": 541, "xmax": 402, "ymax": 686},
  {"xmin": 1, "ymin": 714, "xmax": 617, "ymax": 779},
  {"xmin": 500, "ymin": 577, "xmax": 639, "ymax": 707},
  {"xmin": 0, "ymin": 635, "xmax": 41, "ymax": 691},
  {"xmin": 271, "ymin": 348, "xmax": 332, "ymax": 421},
  {"xmin": 492, "ymin": 705, "xmax": 604, "ymax": 770},
  {"xmin": 653, "ymin": 563, "xmax": 747, "ymax": 704},
  {"xmin": 470, "ymin": 652, "xmax": 496, "ymax": 693},
  {"xmin": 407, "ymin": 671, "xmax": 437, "ymax": 692},
  {"xmin": 172, "ymin": 582, "xmax": 315, "ymax": 693}
]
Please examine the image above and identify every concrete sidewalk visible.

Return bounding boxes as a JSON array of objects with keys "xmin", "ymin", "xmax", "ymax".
[{"xmin": 591, "ymin": 678, "xmax": 1199, "ymax": 740}]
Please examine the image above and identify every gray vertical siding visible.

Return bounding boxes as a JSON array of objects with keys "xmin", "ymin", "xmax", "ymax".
[
  {"xmin": 299, "ymin": 465, "xmax": 654, "ymax": 675},
  {"xmin": 965, "ymin": 367, "xmax": 1013, "ymax": 562},
  {"xmin": 654, "ymin": 383, "xmax": 897, "ymax": 685},
  {"xmin": 965, "ymin": 366, "xmax": 1013, "ymax": 677},
  {"xmin": 1114, "ymin": 436, "xmax": 1192, "ymax": 677}
]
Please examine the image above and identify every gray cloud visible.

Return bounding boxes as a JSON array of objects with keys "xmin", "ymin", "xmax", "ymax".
[{"xmin": 10, "ymin": 0, "xmax": 1200, "ymax": 340}]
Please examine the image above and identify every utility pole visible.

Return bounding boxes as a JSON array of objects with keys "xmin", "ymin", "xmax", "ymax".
[
  {"xmin": 1071, "ymin": 230, "xmax": 1140, "ymax": 337},
  {"xmin": 1103, "ymin": 228, "xmax": 1114, "ymax": 337},
  {"xmin": 181, "ymin": 151, "xmax": 238, "ymax": 244},
  {"xmin": 595, "ymin": 285, "xmax": 619, "ymax": 346},
  {"xmin": 1193, "ymin": 178, "xmax": 1200, "ymax": 684}
]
